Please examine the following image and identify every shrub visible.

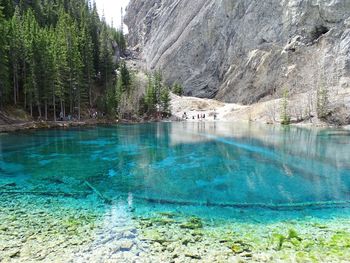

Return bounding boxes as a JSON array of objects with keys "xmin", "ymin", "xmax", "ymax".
[
  {"xmin": 172, "ymin": 82, "xmax": 184, "ymax": 96},
  {"xmin": 280, "ymin": 88, "xmax": 291, "ymax": 125}
]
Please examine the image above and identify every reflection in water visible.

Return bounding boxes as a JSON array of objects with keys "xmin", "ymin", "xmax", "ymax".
[
  {"xmin": 0, "ymin": 123, "xmax": 350, "ymax": 214},
  {"xmin": 1, "ymin": 123, "xmax": 350, "ymax": 262}
]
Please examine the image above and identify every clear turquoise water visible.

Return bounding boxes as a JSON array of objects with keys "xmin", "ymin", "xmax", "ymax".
[{"xmin": 1, "ymin": 122, "xmax": 350, "ymax": 222}]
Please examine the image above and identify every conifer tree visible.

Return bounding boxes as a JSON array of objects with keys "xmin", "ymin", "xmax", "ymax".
[
  {"xmin": 172, "ymin": 82, "xmax": 184, "ymax": 96},
  {"xmin": 80, "ymin": 7, "xmax": 94, "ymax": 107},
  {"xmin": 54, "ymin": 9, "xmax": 70, "ymax": 118},
  {"xmin": 120, "ymin": 61, "xmax": 131, "ymax": 93},
  {"xmin": 99, "ymin": 22, "xmax": 113, "ymax": 88},
  {"xmin": 1, "ymin": 0, "xmax": 14, "ymax": 19},
  {"xmin": 154, "ymin": 70, "xmax": 163, "ymax": 103},
  {"xmin": 8, "ymin": 6, "xmax": 22, "ymax": 105},
  {"xmin": 160, "ymin": 87, "xmax": 171, "ymax": 114},
  {"xmin": 0, "ymin": 0, "xmax": 123, "ymax": 119},
  {"xmin": 90, "ymin": 1, "xmax": 100, "ymax": 74},
  {"xmin": 22, "ymin": 9, "xmax": 40, "ymax": 116},
  {"xmin": 0, "ymin": 5, "xmax": 10, "ymax": 108},
  {"xmin": 145, "ymin": 74, "xmax": 157, "ymax": 114}
]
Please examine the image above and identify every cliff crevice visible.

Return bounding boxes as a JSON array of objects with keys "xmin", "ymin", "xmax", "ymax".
[{"xmin": 125, "ymin": 0, "xmax": 350, "ymax": 106}]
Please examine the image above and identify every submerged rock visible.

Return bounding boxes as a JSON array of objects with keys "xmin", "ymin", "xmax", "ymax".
[{"xmin": 180, "ymin": 217, "xmax": 203, "ymax": 230}]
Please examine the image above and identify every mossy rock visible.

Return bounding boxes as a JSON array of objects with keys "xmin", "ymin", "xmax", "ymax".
[
  {"xmin": 180, "ymin": 217, "xmax": 203, "ymax": 229},
  {"xmin": 191, "ymin": 230, "xmax": 204, "ymax": 236},
  {"xmin": 231, "ymin": 243, "xmax": 243, "ymax": 254},
  {"xmin": 295, "ymin": 251, "xmax": 319, "ymax": 263},
  {"xmin": 150, "ymin": 217, "xmax": 176, "ymax": 225},
  {"xmin": 229, "ymin": 240, "xmax": 251, "ymax": 254},
  {"xmin": 182, "ymin": 238, "xmax": 192, "ymax": 246},
  {"xmin": 157, "ymin": 212, "xmax": 177, "ymax": 218},
  {"xmin": 141, "ymin": 229, "xmax": 167, "ymax": 244},
  {"xmin": 312, "ymin": 223, "xmax": 328, "ymax": 229},
  {"xmin": 329, "ymin": 232, "xmax": 350, "ymax": 248}
]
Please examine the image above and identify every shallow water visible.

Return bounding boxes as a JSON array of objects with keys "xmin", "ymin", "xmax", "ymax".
[{"xmin": 1, "ymin": 122, "xmax": 350, "ymax": 262}]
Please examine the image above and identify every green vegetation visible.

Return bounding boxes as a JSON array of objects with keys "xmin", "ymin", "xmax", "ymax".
[
  {"xmin": 180, "ymin": 217, "xmax": 203, "ymax": 229},
  {"xmin": 280, "ymin": 88, "xmax": 291, "ymax": 125},
  {"xmin": 0, "ymin": 5, "xmax": 9, "ymax": 109},
  {"xmin": 172, "ymin": 82, "xmax": 184, "ymax": 96},
  {"xmin": 272, "ymin": 228, "xmax": 302, "ymax": 250},
  {"xmin": 317, "ymin": 84, "xmax": 329, "ymax": 119},
  {"xmin": 145, "ymin": 71, "xmax": 171, "ymax": 117},
  {"xmin": 0, "ymin": 0, "xmax": 127, "ymax": 120}
]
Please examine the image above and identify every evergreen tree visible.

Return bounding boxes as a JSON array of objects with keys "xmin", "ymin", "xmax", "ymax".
[
  {"xmin": 0, "ymin": 0, "xmax": 123, "ymax": 119},
  {"xmin": 36, "ymin": 28, "xmax": 55, "ymax": 120},
  {"xmin": 160, "ymin": 86, "xmax": 171, "ymax": 114},
  {"xmin": 99, "ymin": 22, "xmax": 114, "ymax": 91},
  {"xmin": 154, "ymin": 70, "xmax": 163, "ymax": 103},
  {"xmin": 47, "ymin": 27, "xmax": 58, "ymax": 121},
  {"xmin": 172, "ymin": 82, "xmax": 184, "ymax": 96},
  {"xmin": 22, "ymin": 9, "xmax": 40, "ymax": 116},
  {"xmin": 54, "ymin": 9, "xmax": 70, "ymax": 118},
  {"xmin": 119, "ymin": 60, "xmax": 130, "ymax": 93},
  {"xmin": 80, "ymin": 6, "xmax": 94, "ymax": 107},
  {"xmin": 317, "ymin": 84, "xmax": 329, "ymax": 119},
  {"xmin": 8, "ymin": 6, "xmax": 22, "ymax": 105},
  {"xmin": 145, "ymin": 74, "xmax": 157, "ymax": 114},
  {"xmin": 1, "ymin": 0, "xmax": 14, "ymax": 19},
  {"xmin": 112, "ymin": 30, "xmax": 126, "ymax": 53},
  {"xmin": 90, "ymin": 1, "xmax": 100, "ymax": 74},
  {"xmin": 0, "ymin": 5, "xmax": 10, "ymax": 108},
  {"xmin": 66, "ymin": 18, "xmax": 83, "ymax": 119},
  {"xmin": 280, "ymin": 88, "xmax": 290, "ymax": 125}
]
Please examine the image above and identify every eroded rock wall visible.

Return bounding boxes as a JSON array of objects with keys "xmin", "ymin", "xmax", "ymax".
[{"xmin": 125, "ymin": 0, "xmax": 350, "ymax": 104}]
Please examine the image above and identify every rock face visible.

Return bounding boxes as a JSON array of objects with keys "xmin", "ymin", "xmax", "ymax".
[{"xmin": 125, "ymin": 0, "xmax": 350, "ymax": 104}]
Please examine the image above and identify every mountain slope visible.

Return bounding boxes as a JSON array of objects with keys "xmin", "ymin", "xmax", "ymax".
[{"xmin": 125, "ymin": 0, "xmax": 350, "ymax": 105}]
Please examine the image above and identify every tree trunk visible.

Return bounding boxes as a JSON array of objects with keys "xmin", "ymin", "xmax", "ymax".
[
  {"xmin": 23, "ymin": 64, "xmax": 27, "ymax": 109},
  {"xmin": 16, "ymin": 74, "xmax": 19, "ymax": 104},
  {"xmin": 88, "ymin": 74, "xmax": 92, "ymax": 107},
  {"xmin": 35, "ymin": 84, "xmax": 41, "ymax": 118},
  {"xmin": 69, "ymin": 90, "xmax": 73, "ymax": 116},
  {"xmin": 45, "ymin": 100, "xmax": 48, "ymax": 121},
  {"xmin": 30, "ymin": 101, "xmax": 33, "ymax": 117},
  {"xmin": 37, "ymin": 101, "xmax": 42, "ymax": 118},
  {"xmin": 53, "ymin": 86, "xmax": 56, "ymax": 122},
  {"xmin": 13, "ymin": 67, "xmax": 17, "ymax": 105},
  {"xmin": 60, "ymin": 98, "xmax": 64, "ymax": 119},
  {"xmin": 0, "ymin": 89, "xmax": 3, "ymax": 110},
  {"xmin": 78, "ymin": 87, "xmax": 81, "ymax": 120}
]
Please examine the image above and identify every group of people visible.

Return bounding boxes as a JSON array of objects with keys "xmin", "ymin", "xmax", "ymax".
[
  {"xmin": 182, "ymin": 112, "xmax": 218, "ymax": 121},
  {"xmin": 58, "ymin": 112, "xmax": 77, "ymax": 121},
  {"xmin": 56, "ymin": 109, "xmax": 105, "ymax": 121}
]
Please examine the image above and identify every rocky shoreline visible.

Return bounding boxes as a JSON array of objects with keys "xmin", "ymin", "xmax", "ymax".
[
  {"xmin": 1, "ymin": 189, "xmax": 350, "ymax": 263},
  {"xmin": 1, "ymin": 91, "xmax": 349, "ymax": 134},
  {"xmin": 0, "ymin": 119, "xmax": 121, "ymax": 133}
]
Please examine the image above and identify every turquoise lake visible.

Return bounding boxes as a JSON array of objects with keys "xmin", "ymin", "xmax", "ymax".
[
  {"xmin": 1, "ymin": 122, "xmax": 350, "ymax": 220},
  {"xmin": 1, "ymin": 122, "xmax": 350, "ymax": 262}
]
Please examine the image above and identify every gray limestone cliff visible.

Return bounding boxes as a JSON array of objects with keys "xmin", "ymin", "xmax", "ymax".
[{"xmin": 125, "ymin": 0, "xmax": 350, "ymax": 107}]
